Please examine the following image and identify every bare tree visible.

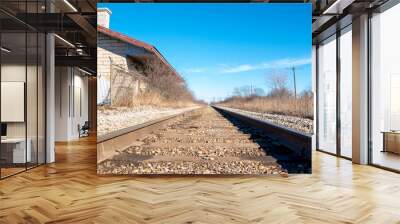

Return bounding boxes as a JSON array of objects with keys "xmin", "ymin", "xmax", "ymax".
[
  {"xmin": 266, "ymin": 72, "xmax": 291, "ymax": 98},
  {"xmin": 239, "ymin": 85, "xmax": 252, "ymax": 97},
  {"xmin": 253, "ymin": 88, "xmax": 265, "ymax": 96},
  {"xmin": 232, "ymin": 85, "xmax": 265, "ymax": 97},
  {"xmin": 232, "ymin": 85, "xmax": 255, "ymax": 97},
  {"xmin": 232, "ymin": 87, "xmax": 242, "ymax": 97},
  {"xmin": 142, "ymin": 57, "xmax": 194, "ymax": 102},
  {"xmin": 267, "ymin": 72, "xmax": 287, "ymax": 90}
]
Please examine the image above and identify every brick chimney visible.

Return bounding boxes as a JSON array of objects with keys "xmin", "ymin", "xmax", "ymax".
[{"xmin": 97, "ymin": 8, "xmax": 112, "ymax": 28}]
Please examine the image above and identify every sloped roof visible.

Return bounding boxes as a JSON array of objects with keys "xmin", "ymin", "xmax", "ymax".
[{"xmin": 98, "ymin": 25, "xmax": 180, "ymax": 78}]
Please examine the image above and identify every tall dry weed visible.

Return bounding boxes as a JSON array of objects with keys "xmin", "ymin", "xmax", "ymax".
[{"xmin": 219, "ymin": 94, "xmax": 313, "ymax": 119}]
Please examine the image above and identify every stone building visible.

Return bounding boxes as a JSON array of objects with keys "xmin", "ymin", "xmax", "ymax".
[{"xmin": 97, "ymin": 8, "xmax": 179, "ymax": 105}]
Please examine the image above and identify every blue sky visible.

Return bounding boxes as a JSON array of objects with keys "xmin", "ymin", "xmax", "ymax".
[{"xmin": 99, "ymin": 3, "xmax": 312, "ymax": 102}]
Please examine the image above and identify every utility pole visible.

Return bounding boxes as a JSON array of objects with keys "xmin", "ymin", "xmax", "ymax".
[{"xmin": 291, "ymin": 67, "xmax": 297, "ymax": 99}]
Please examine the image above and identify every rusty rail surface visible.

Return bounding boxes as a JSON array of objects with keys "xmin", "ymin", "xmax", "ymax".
[{"xmin": 212, "ymin": 106, "xmax": 312, "ymax": 161}]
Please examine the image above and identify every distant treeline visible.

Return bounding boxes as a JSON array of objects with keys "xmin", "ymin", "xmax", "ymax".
[{"xmin": 218, "ymin": 73, "xmax": 313, "ymax": 119}]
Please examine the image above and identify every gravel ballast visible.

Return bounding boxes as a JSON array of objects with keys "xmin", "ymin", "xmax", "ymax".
[
  {"xmin": 218, "ymin": 107, "xmax": 313, "ymax": 135},
  {"xmin": 97, "ymin": 107, "xmax": 287, "ymax": 175},
  {"xmin": 97, "ymin": 106, "xmax": 197, "ymax": 136}
]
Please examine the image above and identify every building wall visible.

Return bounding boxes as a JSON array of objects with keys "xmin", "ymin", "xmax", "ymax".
[
  {"xmin": 72, "ymin": 73, "xmax": 89, "ymax": 138},
  {"xmin": 1, "ymin": 64, "xmax": 27, "ymax": 137},
  {"xmin": 55, "ymin": 67, "xmax": 69, "ymax": 141},
  {"xmin": 97, "ymin": 32, "xmax": 150, "ymax": 77},
  {"xmin": 55, "ymin": 67, "xmax": 89, "ymax": 141},
  {"xmin": 88, "ymin": 77, "xmax": 97, "ymax": 132},
  {"xmin": 1, "ymin": 63, "xmax": 45, "ymax": 164},
  {"xmin": 97, "ymin": 32, "xmax": 150, "ymax": 105}
]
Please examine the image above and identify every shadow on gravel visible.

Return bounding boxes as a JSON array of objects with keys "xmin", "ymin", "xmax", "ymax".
[{"xmin": 216, "ymin": 111, "xmax": 311, "ymax": 174}]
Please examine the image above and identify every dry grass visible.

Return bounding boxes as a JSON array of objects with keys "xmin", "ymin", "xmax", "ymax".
[
  {"xmin": 111, "ymin": 90, "xmax": 196, "ymax": 108},
  {"xmin": 219, "ymin": 95, "xmax": 313, "ymax": 119},
  {"xmin": 109, "ymin": 57, "xmax": 196, "ymax": 109},
  {"xmin": 133, "ymin": 91, "xmax": 196, "ymax": 108},
  {"xmin": 220, "ymin": 73, "xmax": 313, "ymax": 119}
]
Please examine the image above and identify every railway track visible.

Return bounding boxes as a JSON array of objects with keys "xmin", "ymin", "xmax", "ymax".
[{"xmin": 97, "ymin": 106, "xmax": 311, "ymax": 175}]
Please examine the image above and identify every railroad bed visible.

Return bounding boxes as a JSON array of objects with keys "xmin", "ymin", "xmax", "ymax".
[{"xmin": 97, "ymin": 107, "xmax": 289, "ymax": 175}]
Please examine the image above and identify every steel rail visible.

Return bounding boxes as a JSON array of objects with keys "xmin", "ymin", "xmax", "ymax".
[
  {"xmin": 212, "ymin": 106, "xmax": 312, "ymax": 161},
  {"xmin": 97, "ymin": 107, "xmax": 201, "ymax": 163}
]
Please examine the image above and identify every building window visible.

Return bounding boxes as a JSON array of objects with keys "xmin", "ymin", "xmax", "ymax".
[
  {"xmin": 0, "ymin": 1, "xmax": 46, "ymax": 179},
  {"xmin": 317, "ymin": 34, "xmax": 337, "ymax": 155},
  {"xmin": 370, "ymin": 2, "xmax": 400, "ymax": 171},
  {"xmin": 339, "ymin": 26, "xmax": 352, "ymax": 158}
]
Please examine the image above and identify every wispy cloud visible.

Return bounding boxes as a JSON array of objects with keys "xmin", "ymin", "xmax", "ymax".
[
  {"xmin": 219, "ymin": 58, "xmax": 311, "ymax": 74},
  {"xmin": 183, "ymin": 67, "xmax": 208, "ymax": 74}
]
